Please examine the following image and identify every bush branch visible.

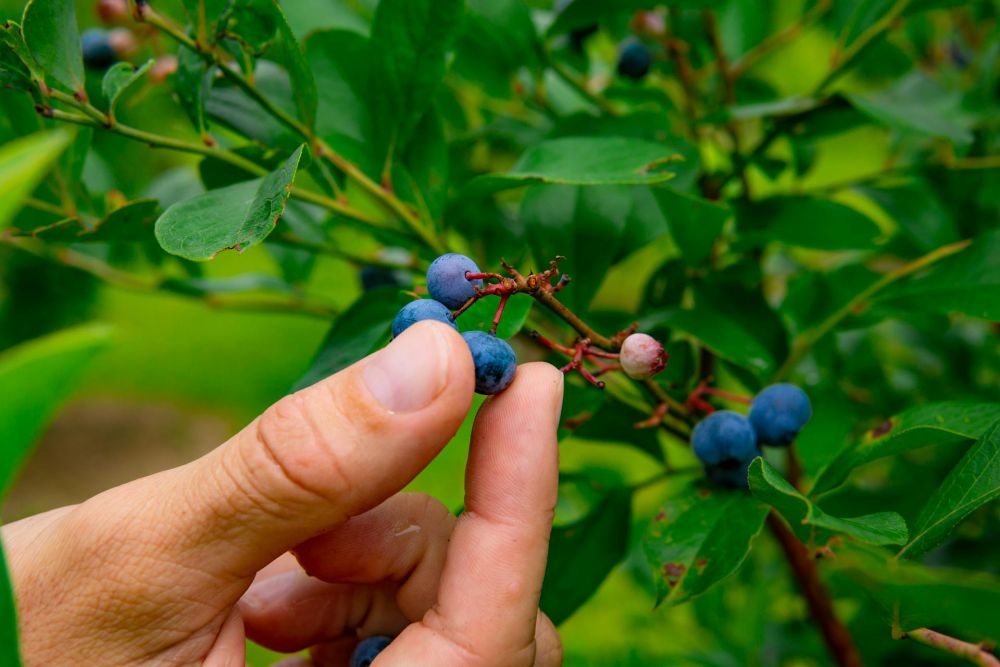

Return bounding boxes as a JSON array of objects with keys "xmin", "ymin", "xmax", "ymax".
[{"xmin": 901, "ymin": 628, "xmax": 999, "ymax": 667}]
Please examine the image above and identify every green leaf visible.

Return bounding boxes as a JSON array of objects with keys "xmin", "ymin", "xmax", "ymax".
[
  {"xmin": 292, "ymin": 288, "xmax": 405, "ymax": 392},
  {"xmin": 461, "ymin": 137, "xmax": 679, "ymax": 200},
  {"xmin": 569, "ymin": 398, "xmax": 664, "ymax": 462},
  {"xmin": 0, "ymin": 324, "xmax": 112, "ymax": 493},
  {"xmin": 521, "ymin": 185, "xmax": 629, "ymax": 313},
  {"xmin": 652, "ymin": 188, "xmax": 729, "ymax": 267},
  {"xmin": 155, "ymin": 145, "xmax": 305, "ymax": 260},
  {"xmin": 644, "ymin": 306, "xmax": 775, "ymax": 377},
  {"xmin": 834, "ymin": 544, "xmax": 1000, "ymax": 640},
  {"xmin": 0, "ymin": 37, "xmax": 34, "ymax": 92},
  {"xmin": 1, "ymin": 21, "xmax": 46, "ymax": 87},
  {"xmin": 101, "ymin": 60, "xmax": 152, "ymax": 119},
  {"xmin": 268, "ymin": 0, "xmax": 317, "ymax": 130},
  {"xmin": 370, "ymin": 0, "xmax": 464, "ymax": 157},
  {"xmin": 737, "ymin": 196, "xmax": 882, "ymax": 250},
  {"xmin": 898, "ymin": 419, "xmax": 1000, "ymax": 559},
  {"xmin": 29, "ymin": 198, "xmax": 159, "ymax": 242},
  {"xmin": 540, "ymin": 487, "xmax": 630, "ymax": 626},
  {"xmin": 0, "ymin": 129, "xmax": 71, "ymax": 231},
  {"xmin": 877, "ymin": 230, "xmax": 1000, "ymax": 321},
  {"xmin": 0, "ymin": 540, "xmax": 19, "ymax": 667},
  {"xmin": 306, "ymin": 29, "xmax": 377, "ymax": 173},
  {"xmin": 454, "ymin": 293, "xmax": 532, "ymax": 340},
  {"xmin": 644, "ymin": 483, "xmax": 768, "ymax": 606},
  {"xmin": 845, "ymin": 72, "xmax": 975, "ymax": 145},
  {"xmin": 748, "ymin": 458, "xmax": 908, "ymax": 547},
  {"xmin": 21, "ymin": 0, "xmax": 83, "ymax": 92},
  {"xmin": 175, "ymin": 45, "xmax": 212, "ymax": 136},
  {"xmin": 859, "ymin": 181, "xmax": 960, "ymax": 253},
  {"xmin": 460, "ymin": 0, "xmax": 539, "ymax": 76},
  {"xmin": 812, "ymin": 402, "xmax": 1000, "ymax": 496}
]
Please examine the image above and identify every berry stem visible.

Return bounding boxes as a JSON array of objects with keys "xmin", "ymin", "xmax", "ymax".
[
  {"xmin": 490, "ymin": 293, "xmax": 510, "ymax": 334},
  {"xmin": 900, "ymin": 628, "xmax": 999, "ymax": 666}
]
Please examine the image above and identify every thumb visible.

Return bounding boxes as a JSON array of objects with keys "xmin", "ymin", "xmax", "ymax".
[{"xmin": 107, "ymin": 321, "xmax": 474, "ymax": 579}]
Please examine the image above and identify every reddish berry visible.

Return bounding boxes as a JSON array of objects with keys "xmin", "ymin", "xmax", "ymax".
[{"xmin": 619, "ymin": 333, "xmax": 666, "ymax": 379}]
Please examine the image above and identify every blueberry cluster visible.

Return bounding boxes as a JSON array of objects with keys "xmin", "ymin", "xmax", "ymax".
[
  {"xmin": 390, "ymin": 253, "xmax": 517, "ymax": 395},
  {"xmin": 349, "ymin": 635, "xmax": 393, "ymax": 667},
  {"xmin": 692, "ymin": 384, "xmax": 812, "ymax": 489}
]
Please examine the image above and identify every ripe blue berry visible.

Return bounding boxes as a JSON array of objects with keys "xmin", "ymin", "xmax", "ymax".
[
  {"xmin": 748, "ymin": 383, "xmax": 813, "ymax": 446},
  {"xmin": 392, "ymin": 299, "xmax": 457, "ymax": 338},
  {"xmin": 350, "ymin": 635, "xmax": 393, "ymax": 667},
  {"xmin": 619, "ymin": 333, "xmax": 666, "ymax": 379},
  {"xmin": 81, "ymin": 28, "xmax": 118, "ymax": 69},
  {"xmin": 691, "ymin": 411, "xmax": 760, "ymax": 489},
  {"xmin": 617, "ymin": 41, "xmax": 652, "ymax": 80},
  {"xmin": 426, "ymin": 253, "xmax": 483, "ymax": 309},
  {"xmin": 463, "ymin": 331, "xmax": 517, "ymax": 395}
]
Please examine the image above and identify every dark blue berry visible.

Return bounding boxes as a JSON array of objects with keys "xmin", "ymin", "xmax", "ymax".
[
  {"xmin": 350, "ymin": 635, "xmax": 393, "ymax": 667},
  {"xmin": 692, "ymin": 411, "xmax": 760, "ymax": 489},
  {"xmin": 617, "ymin": 41, "xmax": 651, "ymax": 80},
  {"xmin": 748, "ymin": 384, "xmax": 813, "ymax": 447},
  {"xmin": 392, "ymin": 299, "xmax": 457, "ymax": 338},
  {"xmin": 360, "ymin": 266, "xmax": 409, "ymax": 292},
  {"xmin": 463, "ymin": 331, "xmax": 517, "ymax": 395},
  {"xmin": 427, "ymin": 253, "xmax": 483, "ymax": 309},
  {"xmin": 81, "ymin": 28, "xmax": 118, "ymax": 70}
]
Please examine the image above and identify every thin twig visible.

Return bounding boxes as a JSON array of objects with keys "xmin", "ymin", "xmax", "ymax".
[{"xmin": 902, "ymin": 628, "xmax": 999, "ymax": 667}]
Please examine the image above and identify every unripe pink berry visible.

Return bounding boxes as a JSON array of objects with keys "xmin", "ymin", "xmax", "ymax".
[{"xmin": 620, "ymin": 333, "xmax": 666, "ymax": 379}]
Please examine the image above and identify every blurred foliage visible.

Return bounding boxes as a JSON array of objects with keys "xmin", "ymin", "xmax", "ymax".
[{"xmin": 1, "ymin": 0, "xmax": 1000, "ymax": 665}]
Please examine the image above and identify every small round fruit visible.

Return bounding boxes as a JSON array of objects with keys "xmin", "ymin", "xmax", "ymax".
[
  {"xmin": 692, "ymin": 410, "xmax": 758, "ymax": 465},
  {"xmin": 463, "ymin": 331, "xmax": 517, "ymax": 395},
  {"xmin": 619, "ymin": 333, "xmax": 666, "ymax": 379},
  {"xmin": 96, "ymin": 0, "xmax": 129, "ymax": 24},
  {"xmin": 350, "ymin": 635, "xmax": 393, "ymax": 667},
  {"xmin": 748, "ymin": 383, "xmax": 813, "ymax": 446},
  {"xmin": 426, "ymin": 253, "xmax": 483, "ymax": 309},
  {"xmin": 617, "ymin": 41, "xmax": 652, "ymax": 80},
  {"xmin": 81, "ymin": 28, "xmax": 118, "ymax": 70},
  {"xmin": 392, "ymin": 299, "xmax": 457, "ymax": 338}
]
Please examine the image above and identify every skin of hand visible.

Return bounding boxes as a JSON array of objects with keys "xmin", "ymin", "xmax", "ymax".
[{"xmin": 1, "ymin": 321, "xmax": 565, "ymax": 667}]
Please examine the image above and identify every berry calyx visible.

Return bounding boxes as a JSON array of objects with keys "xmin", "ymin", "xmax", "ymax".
[
  {"xmin": 391, "ymin": 299, "xmax": 457, "ymax": 338},
  {"xmin": 463, "ymin": 330, "xmax": 517, "ymax": 395},
  {"xmin": 691, "ymin": 410, "xmax": 760, "ymax": 489},
  {"xmin": 426, "ymin": 253, "xmax": 483, "ymax": 309},
  {"xmin": 617, "ymin": 41, "xmax": 652, "ymax": 80},
  {"xmin": 748, "ymin": 383, "xmax": 813, "ymax": 446},
  {"xmin": 350, "ymin": 635, "xmax": 393, "ymax": 667},
  {"xmin": 619, "ymin": 333, "xmax": 667, "ymax": 379}
]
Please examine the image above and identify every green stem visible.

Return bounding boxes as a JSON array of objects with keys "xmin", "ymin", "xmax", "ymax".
[
  {"xmin": 902, "ymin": 628, "xmax": 1000, "ymax": 667},
  {"xmin": 774, "ymin": 239, "xmax": 972, "ymax": 381},
  {"xmin": 541, "ymin": 49, "xmax": 620, "ymax": 116}
]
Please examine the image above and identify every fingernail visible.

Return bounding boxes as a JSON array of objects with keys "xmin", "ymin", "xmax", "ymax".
[
  {"xmin": 241, "ymin": 571, "xmax": 299, "ymax": 612},
  {"xmin": 363, "ymin": 322, "xmax": 450, "ymax": 413}
]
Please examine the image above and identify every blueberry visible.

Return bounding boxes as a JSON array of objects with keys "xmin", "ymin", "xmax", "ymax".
[
  {"xmin": 619, "ymin": 333, "xmax": 666, "ymax": 379},
  {"xmin": 350, "ymin": 635, "xmax": 393, "ymax": 667},
  {"xmin": 361, "ymin": 266, "xmax": 409, "ymax": 292},
  {"xmin": 617, "ymin": 41, "xmax": 652, "ymax": 80},
  {"xmin": 691, "ymin": 411, "xmax": 760, "ymax": 489},
  {"xmin": 392, "ymin": 299, "xmax": 457, "ymax": 338},
  {"xmin": 81, "ymin": 28, "xmax": 118, "ymax": 70},
  {"xmin": 463, "ymin": 331, "xmax": 517, "ymax": 395},
  {"xmin": 426, "ymin": 253, "xmax": 483, "ymax": 309},
  {"xmin": 748, "ymin": 383, "xmax": 813, "ymax": 447}
]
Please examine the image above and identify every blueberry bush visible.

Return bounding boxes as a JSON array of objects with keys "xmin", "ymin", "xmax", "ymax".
[{"xmin": 1, "ymin": 0, "xmax": 999, "ymax": 664}]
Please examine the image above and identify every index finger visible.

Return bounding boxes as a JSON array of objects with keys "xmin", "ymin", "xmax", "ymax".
[{"xmin": 386, "ymin": 362, "xmax": 564, "ymax": 665}]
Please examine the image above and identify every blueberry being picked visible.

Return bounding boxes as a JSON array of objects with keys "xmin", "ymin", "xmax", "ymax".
[
  {"xmin": 392, "ymin": 299, "xmax": 457, "ymax": 338},
  {"xmin": 350, "ymin": 635, "xmax": 393, "ymax": 667},
  {"xmin": 748, "ymin": 383, "xmax": 813, "ymax": 446},
  {"xmin": 691, "ymin": 410, "xmax": 760, "ymax": 489},
  {"xmin": 463, "ymin": 330, "xmax": 517, "ymax": 395},
  {"xmin": 617, "ymin": 40, "xmax": 652, "ymax": 80},
  {"xmin": 427, "ymin": 253, "xmax": 483, "ymax": 309}
]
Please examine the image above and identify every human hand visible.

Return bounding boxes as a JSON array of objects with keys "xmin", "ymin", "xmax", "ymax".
[{"xmin": 2, "ymin": 322, "xmax": 564, "ymax": 666}]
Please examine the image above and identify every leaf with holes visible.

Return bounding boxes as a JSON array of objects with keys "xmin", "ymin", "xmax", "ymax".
[{"xmin": 644, "ymin": 483, "xmax": 768, "ymax": 606}]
